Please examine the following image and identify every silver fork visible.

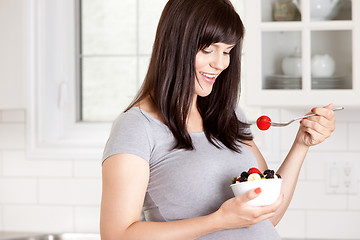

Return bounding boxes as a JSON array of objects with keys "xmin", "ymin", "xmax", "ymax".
[{"xmin": 270, "ymin": 107, "xmax": 344, "ymax": 127}]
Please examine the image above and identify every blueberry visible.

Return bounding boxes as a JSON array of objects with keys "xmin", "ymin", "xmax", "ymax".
[
  {"xmin": 241, "ymin": 171, "xmax": 249, "ymax": 178},
  {"xmin": 239, "ymin": 176, "xmax": 248, "ymax": 182}
]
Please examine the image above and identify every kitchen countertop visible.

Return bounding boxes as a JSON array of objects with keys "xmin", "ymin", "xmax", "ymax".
[
  {"xmin": 0, "ymin": 232, "xmax": 357, "ymax": 240},
  {"xmin": 0, "ymin": 232, "xmax": 101, "ymax": 240},
  {"xmin": 0, "ymin": 232, "xmax": 42, "ymax": 239}
]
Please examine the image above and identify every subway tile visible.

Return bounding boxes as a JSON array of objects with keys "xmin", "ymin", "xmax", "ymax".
[
  {"xmin": 280, "ymin": 108, "xmax": 348, "ymax": 152},
  {"xmin": 309, "ymin": 123, "xmax": 347, "ymax": 151},
  {"xmin": 138, "ymin": 0, "xmax": 168, "ymax": 54},
  {"xmin": 306, "ymin": 152, "xmax": 360, "ymax": 181},
  {"xmin": 281, "ymin": 123, "xmax": 347, "ymax": 151},
  {"xmin": 2, "ymin": 150, "xmax": 72, "ymax": 177},
  {"xmin": 73, "ymin": 160, "xmax": 101, "ymax": 178},
  {"xmin": 276, "ymin": 210, "xmax": 306, "ymax": 239},
  {"xmin": 334, "ymin": 109, "xmax": 360, "ymax": 122},
  {"xmin": 279, "ymin": 123, "xmax": 300, "ymax": 152},
  {"xmin": 349, "ymin": 123, "xmax": 360, "ymax": 151},
  {"xmin": 81, "ymin": 0, "xmax": 136, "ymax": 55},
  {"xmin": 0, "ymin": 151, "xmax": 3, "ymax": 176},
  {"xmin": 0, "ymin": 178, "xmax": 37, "ymax": 204},
  {"xmin": 307, "ymin": 210, "xmax": 360, "ymax": 239},
  {"xmin": 0, "ymin": 123, "xmax": 25, "ymax": 149},
  {"xmin": 348, "ymin": 181, "xmax": 360, "ymax": 210},
  {"xmin": 289, "ymin": 181, "xmax": 347, "ymax": 210},
  {"xmin": 3, "ymin": 205, "xmax": 73, "ymax": 232},
  {"xmin": 75, "ymin": 206, "xmax": 100, "ymax": 233},
  {"xmin": 39, "ymin": 179, "xmax": 101, "ymax": 205},
  {"xmin": 1, "ymin": 109, "xmax": 25, "ymax": 123},
  {"xmin": 0, "ymin": 206, "xmax": 3, "ymax": 231}
]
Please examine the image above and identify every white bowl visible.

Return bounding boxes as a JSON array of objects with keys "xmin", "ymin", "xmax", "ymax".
[{"xmin": 230, "ymin": 179, "xmax": 282, "ymax": 206}]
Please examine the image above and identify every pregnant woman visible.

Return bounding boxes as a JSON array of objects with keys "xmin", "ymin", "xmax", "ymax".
[{"xmin": 100, "ymin": 0, "xmax": 336, "ymax": 239}]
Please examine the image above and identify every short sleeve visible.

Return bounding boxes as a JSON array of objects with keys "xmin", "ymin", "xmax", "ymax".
[{"xmin": 102, "ymin": 110, "xmax": 153, "ymax": 164}]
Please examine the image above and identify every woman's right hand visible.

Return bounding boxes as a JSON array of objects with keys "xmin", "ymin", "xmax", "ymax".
[{"xmin": 213, "ymin": 188, "xmax": 284, "ymax": 229}]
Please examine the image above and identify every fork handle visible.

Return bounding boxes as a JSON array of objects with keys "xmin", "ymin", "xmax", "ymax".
[{"xmin": 295, "ymin": 106, "xmax": 344, "ymax": 121}]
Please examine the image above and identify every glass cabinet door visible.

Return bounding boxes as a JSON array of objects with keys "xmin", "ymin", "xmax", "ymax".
[{"xmin": 243, "ymin": 0, "xmax": 360, "ymax": 107}]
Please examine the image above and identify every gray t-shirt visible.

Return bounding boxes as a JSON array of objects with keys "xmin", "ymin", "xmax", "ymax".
[{"xmin": 102, "ymin": 107, "xmax": 281, "ymax": 240}]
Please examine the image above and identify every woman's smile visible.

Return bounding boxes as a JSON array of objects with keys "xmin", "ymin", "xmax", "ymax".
[{"xmin": 199, "ymin": 71, "xmax": 218, "ymax": 84}]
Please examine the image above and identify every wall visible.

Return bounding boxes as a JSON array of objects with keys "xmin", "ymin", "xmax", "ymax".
[
  {"xmin": 0, "ymin": 0, "xmax": 26, "ymax": 109},
  {"xmin": 0, "ymin": 0, "xmax": 360, "ymax": 239}
]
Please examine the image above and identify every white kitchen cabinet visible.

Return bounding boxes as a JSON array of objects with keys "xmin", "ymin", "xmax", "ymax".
[
  {"xmin": 0, "ymin": 0, "xmax": 27, "ymax": 109},
  {"xmin": 242, "ymin": 0, "xmax": 360, "ymax": 107}
]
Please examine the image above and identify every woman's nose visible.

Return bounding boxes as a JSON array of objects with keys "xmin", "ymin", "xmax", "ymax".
[{"xmin": 210, "ymin": 54, "xmax": 228, "ymax": 71}]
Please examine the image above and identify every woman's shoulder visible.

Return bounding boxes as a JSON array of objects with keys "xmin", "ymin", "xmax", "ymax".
[
  {"xmin": 235, "ymin": 106, "xmax": 248, "ymax": 123},
  {"xmin": 113, "ymin": 107, "xmax": 152, "ymax": 130}
]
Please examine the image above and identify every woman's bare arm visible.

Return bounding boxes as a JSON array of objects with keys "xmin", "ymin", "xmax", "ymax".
[{"xmin": 244, "ymin": 104, "xmax": 336, "ymax": 226}]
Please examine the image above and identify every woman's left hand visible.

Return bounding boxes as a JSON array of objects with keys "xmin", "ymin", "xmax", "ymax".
[{"xmin": 297, "ymin": 103, "xmax": 336, "ymax": 146}]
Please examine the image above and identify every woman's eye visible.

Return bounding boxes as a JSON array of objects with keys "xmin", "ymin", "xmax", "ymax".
[
  {"xmin": 224, "ymin": 52, "xmax": 231, "ymax": 55},
  {"xmin": 202, "ymin": 49, "xmax": 213, "ymax": 54}
]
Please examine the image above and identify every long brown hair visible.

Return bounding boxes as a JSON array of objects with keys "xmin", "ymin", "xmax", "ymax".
[{"xmin": 126, "ymin": 0, "xmax": 253, "ymax": 152}]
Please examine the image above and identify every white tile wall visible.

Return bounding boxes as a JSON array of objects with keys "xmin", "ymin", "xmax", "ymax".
[
  {"xmin": 307, "ymin": 211, "xmax": 360, "ymax": 239},
  {"xmin": 38, "ymin": 179, "xmax": 101, "ymax": 205},
  {"xmin": 0, "ymin": 178, "xmax": 37, "ymax": 204},
  {"xmin": 276, "ymin": 210, "xmax": 306, "ymax": 239},
  {"xmin": 0, "ymin": 123, "xmax": 25, "ymax": 149},
  {"xmin": 0, "ymin": 110, "xmax": 101, "ymax": 233},
  {"xmin": 349, "ymin": 123, "xmax": 360, "ymax": 151},
  {"xmin": 2, "ymin": 151, "xmax": 73, "ymax": 177},
  {"xmin": 0, "ymin": 205, "xmax": 3, "ymax": 231},
  {"xmin": 74, "ymin": 207, "xmax": 100, "ymax": 233},
  {"xmin": 3, "ymin": 205, "xmax": 74, "ymax": 232}
]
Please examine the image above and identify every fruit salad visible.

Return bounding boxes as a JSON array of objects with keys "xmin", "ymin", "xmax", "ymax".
[{"xmin": 232, "ymin": 168, "xmax": 281, "ymax": 184}]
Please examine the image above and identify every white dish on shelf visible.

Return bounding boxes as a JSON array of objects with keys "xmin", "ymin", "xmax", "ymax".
[
  {"xmin": 312, "ymin": 75, "xmax": 344, "ymax": 89},
  {"xmin": 265, "ymin": 75, "xmax": 301, "ymax": 89}
]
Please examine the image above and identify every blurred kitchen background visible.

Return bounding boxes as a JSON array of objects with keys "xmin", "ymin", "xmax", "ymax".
[{"xmin": 0, "ymin": 0, "xmax": 360, "ymax": 239}]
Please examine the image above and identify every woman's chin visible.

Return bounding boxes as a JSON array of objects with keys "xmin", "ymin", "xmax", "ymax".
[{"xmin": 196, "ymin": 88, "xmax": 213, "ymax": 97}]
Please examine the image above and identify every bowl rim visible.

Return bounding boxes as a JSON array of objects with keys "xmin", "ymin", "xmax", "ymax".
[{"xmin": 230, "ymin": 178, "xmax": 283, "ymax": 187}]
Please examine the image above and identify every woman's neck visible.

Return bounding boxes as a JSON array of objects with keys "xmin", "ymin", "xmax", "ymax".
[{"xmin": 187, "ymin": 94, "xmax": 204, "ymax": 132}]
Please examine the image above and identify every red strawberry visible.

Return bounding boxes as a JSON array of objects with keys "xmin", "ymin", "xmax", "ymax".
[{"xmin": 248, "ymin": 167, "xmax": 261, "ymax": 175}]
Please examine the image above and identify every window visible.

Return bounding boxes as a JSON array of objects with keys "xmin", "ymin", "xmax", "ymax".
[
  {"xmin": 26, "ymin": 0, "xmax": 166, "ymax": 160},
  {"xmin": 27, "ymin": 0, "xmax": 269, "ymax": 160},
  {"xmin": 80, "ymin": 0, "xmax": 139, "ymax": 122},
  {"xmin": 27, "ymin": 0, "xmax": 109, "ymax": 160}
]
